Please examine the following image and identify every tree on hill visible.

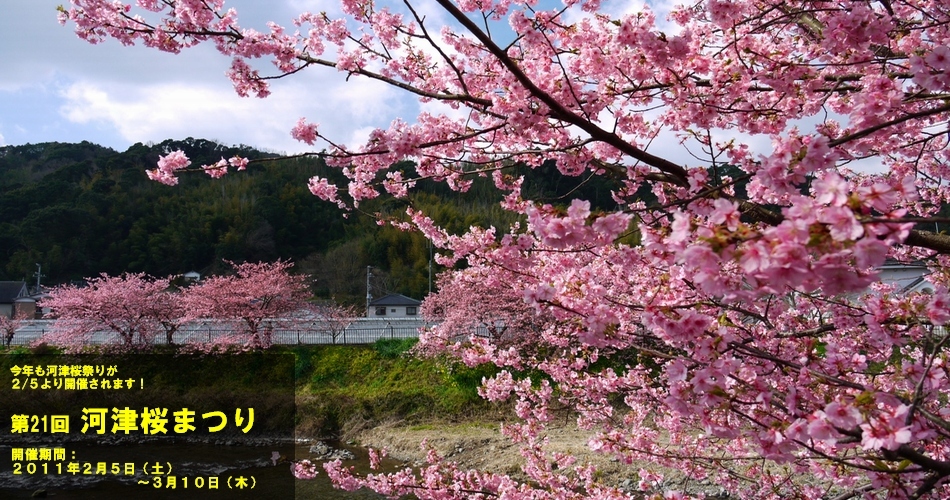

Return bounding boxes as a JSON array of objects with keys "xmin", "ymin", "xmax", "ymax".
[
  {"xmin": 0, "ymin": 140, "xmax": 355, "ymax": 284},
  {"xmin": 62, "ymin": 0, "xmax": 950, "ymax": 498}
]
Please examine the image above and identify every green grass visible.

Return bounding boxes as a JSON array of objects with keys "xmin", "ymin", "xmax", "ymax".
[{"xmin": 294, "ymin": 340, "xmax": 500, "ymax": 437}]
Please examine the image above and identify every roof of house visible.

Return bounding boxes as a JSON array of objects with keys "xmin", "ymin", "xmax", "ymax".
[
  {"xmin": 902, "ymin": 276, "xmax": 936, "ymax": 294},
  {"xmin": 0, "ymin": 281, "xmax": 28, "ymax": 303},
  {"xmin": 880, "ymin": 259, "xmax": 928, "ymax": 268},
  {"xmin": 369, "ymin": 293, "xmax": 421, "ymax": 307}
]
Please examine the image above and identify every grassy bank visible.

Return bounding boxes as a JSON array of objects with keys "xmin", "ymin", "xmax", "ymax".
[{"xmin": 292, "ymin": 339, "xmax": 502, "ymax": 438}]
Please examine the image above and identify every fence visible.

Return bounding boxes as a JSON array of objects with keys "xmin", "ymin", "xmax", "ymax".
[
  {"xmin": 7, "ymin": 318, "xmax": 431, "ymax": 346},
  {"xmin": 13, "ymin": 319, "xmax": 940, "ymax": 348}
]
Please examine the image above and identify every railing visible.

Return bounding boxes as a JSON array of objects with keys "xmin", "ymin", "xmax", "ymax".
[
  {"xmin": 7, "ymin": 319, "xmax": 431, "ymax": 346},
  {"xmin": 11, "ymin": 319, "xmax": 944, "ymax": 348}
]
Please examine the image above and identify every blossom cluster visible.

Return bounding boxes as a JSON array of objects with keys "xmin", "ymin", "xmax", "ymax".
[
  {"xmin": 60, "ymin": 0, "xmax": 950, "ymax": 498},
  {"xmin": 291, "ymin": 459, "xmax": 319, "ymax": 480}
]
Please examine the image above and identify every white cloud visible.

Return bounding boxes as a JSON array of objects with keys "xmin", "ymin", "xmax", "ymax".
[
  {"xmin": 284, "ymin": 0, "xmax": 344, "ymax": 17},
  {"xmin": 2, "ymin": 0, "xmax": 437, "ymax": 152},
  {"xmin": 347, "ymin": 126, "xmax": 378, "ymax": 148},
  {"xmin": 60, "ymin": 82, "xmax": 248, "ymax": 144},
  {"xmin": 58, "ymin": 67, "xmax": 405, "ymax": 154},
  {"xmin": 0, "ymin": 131, "xmax": 5, "ymax": 146}
]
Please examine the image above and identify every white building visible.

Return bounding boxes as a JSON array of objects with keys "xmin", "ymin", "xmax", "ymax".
[
  {"xmin": 368, "ymin": 293, "xmax": 422, "ymax": 318},
  {"xmin": 878, "ymin": 261, "xmax": 934, "ymax": 294}
]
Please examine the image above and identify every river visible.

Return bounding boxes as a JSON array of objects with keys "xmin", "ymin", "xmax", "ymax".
[{"xmin": 0, "ymin": 440, "xmax": 398, "ymax": 499}]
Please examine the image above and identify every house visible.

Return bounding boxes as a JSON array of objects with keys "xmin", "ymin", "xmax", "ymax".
[
  {"xmin": 368, "ymin": 293, "xmax": 422, "ymax": 318},
  {"xmin": 878, "ymin": 260, "xmax": 934, "ymax": 294},
  {"xmin": 0, "ymin": 281, "xmax": 29, "ymax": 319}
]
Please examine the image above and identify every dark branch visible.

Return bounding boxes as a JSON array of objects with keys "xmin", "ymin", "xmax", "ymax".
[{"xmin": 433, "ymin": 0, "xmax": 690, "ymax": 186}]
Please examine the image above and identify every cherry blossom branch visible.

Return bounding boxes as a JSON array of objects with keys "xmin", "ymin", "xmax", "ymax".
[
  {"xmin": 433, "ymin": 0, "xmax": 690, "ymax": 186},
  {"xmin": 296, "ymin": 54, "xmax": 493, "ymax": 108},
  {"xmin": 829, "ymin": 102, "xmax": 950, "ymax": 148}
]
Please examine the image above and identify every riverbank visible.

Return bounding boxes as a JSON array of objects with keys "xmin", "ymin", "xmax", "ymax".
[
  {"xmin": 293, "ymin": 339, "xmax": 501, "ymax": 437},
  {"xmin": 349, "ymin": 420, "xmax": 641, "ymax": 489},
  {"xmin": 292, "ymin": 341, "xmax": 653, "ymax": 491}
]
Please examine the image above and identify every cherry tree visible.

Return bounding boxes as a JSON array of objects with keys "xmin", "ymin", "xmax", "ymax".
[
  {"xmin": 62, "ymin": 0, "xmax": 950, "ymax": 498},
  {"xmin": 180, "ymin": 260, "xmax": 309, "ymax": 348},
  {"xmin": 39, "ymin": 273, "xmax": 174, "ymax": 347},
  {"xmin": 152, "ymin": 287, "xmax": 186, "ymax": 345},
  {"xmin": 1, "ymin": 311, "xmax": 30, "ymax": 347},
  {"xmin": 299, "ymin": 302, "xmax": 362, "ymax": 344},
  {"xmin": 418, "ymin": 265, "xmax": 558, "ymax": 357}
]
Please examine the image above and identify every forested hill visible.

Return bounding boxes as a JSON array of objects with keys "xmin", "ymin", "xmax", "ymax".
[{"xmin": 0, "ymin": 139, "xmax": 621, "ymax": 303}]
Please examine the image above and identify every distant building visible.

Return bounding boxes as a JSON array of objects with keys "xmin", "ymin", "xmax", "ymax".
[
  {"xmin": 878, "ymin": 261, "xmax": 934, "ymax": 294},
  {"xmin": 368, "ymin": 293, "xmax": 422, "ymax": 318},
  {"xmin": 183, "ymin": 271, "xmax": 201, "ymax": 284},
  {"xmin": 0, "ymin": 281, "xmax": 29, "ymax": 319}
]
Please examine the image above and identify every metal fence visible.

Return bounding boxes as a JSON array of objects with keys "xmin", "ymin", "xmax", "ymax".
[
  {"xmin": 11, "ymin": 319, "xmax": 944, "ymax": 348},
  {"xmin": 7, "ymin": 318, "xmax": 430, "ymax": 346}
]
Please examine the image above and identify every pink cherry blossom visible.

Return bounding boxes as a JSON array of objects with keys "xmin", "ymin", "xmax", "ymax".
[
  {"xmin": 61, "ymin": 0, "xmax": 950, "ymax": 497},
  {"xmin": 926, "ymin": 46, "xmax": 950, "ymax": 72},
  {"xmin": 291, "ymin": 459, "xmax": 319, "ymax": 479},
  {"xmin": 860, "ymin": 405, "xmax": 914, "ymax": 451},
  {"xmin": 823, "ymin": 401, "xmax": 862, "ymax": 429},
  {"xmin": 291, "ymin": 117, "xmax": 319, "ymax": 145},
  {"xmin": 179, "ymin": 260, "xmax": 309, "ymax": 348},
  {"xmin": 1, "ymin": 311, "xmax": 30, "ymax": 347},
  {"xmin": 146, "ymin": 149, "xmax": 191, "ymax": 186},
  {"xmin": 39, "ymin": 273, "xmax": 180, "ymax": 348}
]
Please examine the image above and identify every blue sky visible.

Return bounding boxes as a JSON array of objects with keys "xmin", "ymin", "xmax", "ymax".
[{"xmin": 0, "ymin": 0, "xmax": 411, "ymax": 154}]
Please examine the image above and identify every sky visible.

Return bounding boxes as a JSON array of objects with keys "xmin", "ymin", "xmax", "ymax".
[
  {"xmin": 0, "ymin": 0, "xmax": 410, "ymax": 155},
  {"xmin": 2, "ymin": 0, "xmax": 749, "ymax": 170},
  {"xmin": 0, "ymin": 0, "xmax": 773, "ymax": 168}
]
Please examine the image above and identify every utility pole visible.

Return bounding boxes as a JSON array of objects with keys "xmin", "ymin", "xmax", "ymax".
[
  {"xmin": 428, "ymin": 239, "xmax": 433, "ymax": 295},
  {"xmin": 366, "ymin": 266, "xmax": 373, "ymax": 315},
  {"xmin": 33, "ymin": 264, "xmax": 45, "ymax": 295}
]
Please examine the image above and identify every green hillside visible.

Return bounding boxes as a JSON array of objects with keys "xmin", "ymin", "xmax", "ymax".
[{"xmin": 0, "ymin": 139, "xmax": 619, "ymax": 303}]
